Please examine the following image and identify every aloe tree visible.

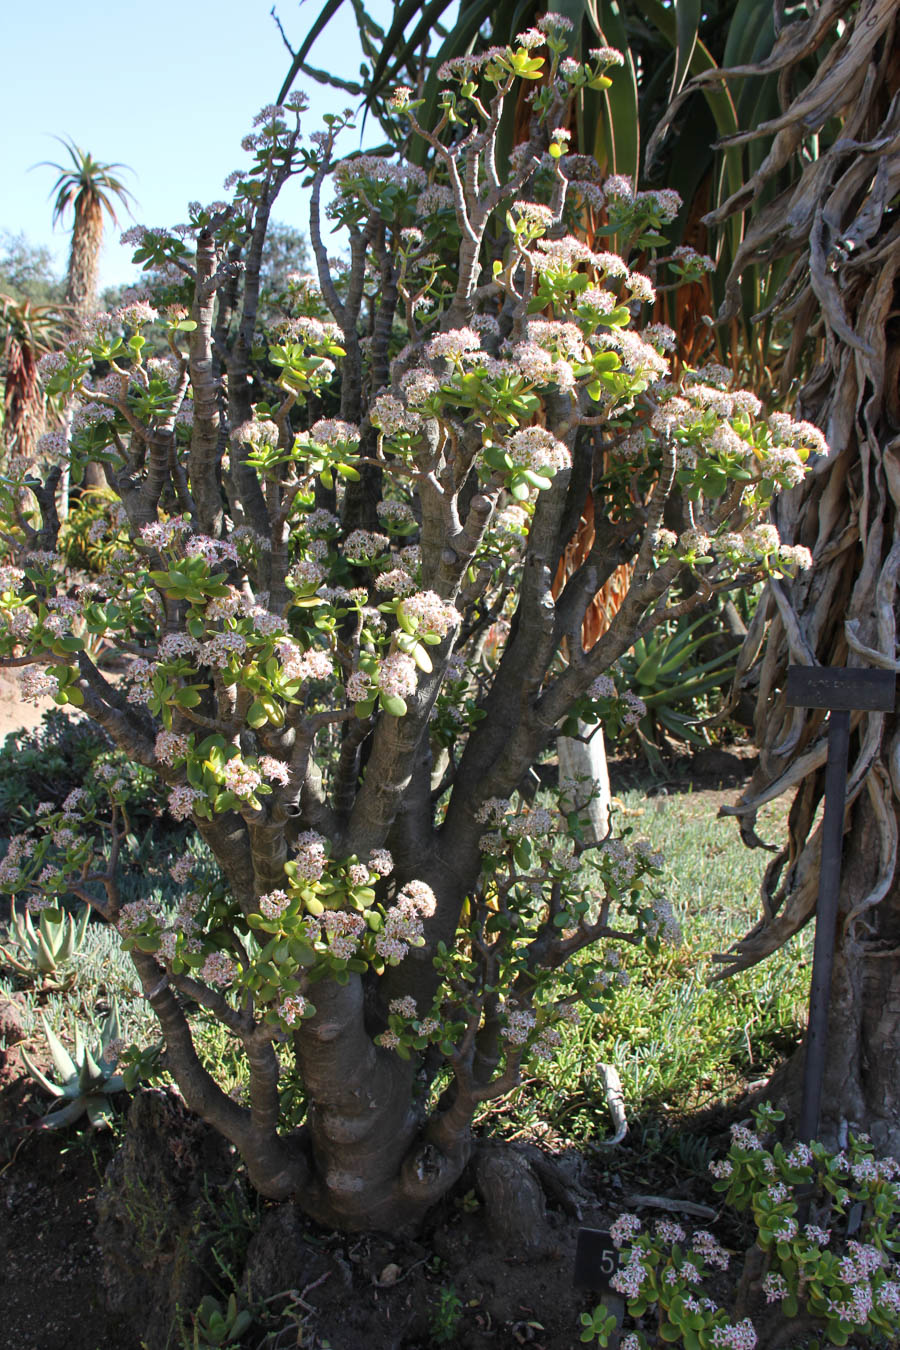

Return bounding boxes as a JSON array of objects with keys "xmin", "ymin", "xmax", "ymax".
[
  {"xmin": 37, "ymin": 141, "xmax": 134, "ymax": 506},
  {"xmin": 1, "ymin": 293, "xmax": 66, "ymax": 461},
  {"xmin": 39, "ymin": 138, "xmax": 134, "ymax": 329},
  {"xmin": 680, "ymin": 0, "xmax": 900, "ymax": 1153}
]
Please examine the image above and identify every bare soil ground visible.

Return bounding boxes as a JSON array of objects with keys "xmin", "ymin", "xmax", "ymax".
[{"xmin": 0, "ymin": 1052, "xmax": 748, "ymax": 1350}]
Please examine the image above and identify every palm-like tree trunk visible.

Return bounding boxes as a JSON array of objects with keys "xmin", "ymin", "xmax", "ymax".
[
  {"xmin": 3, "ymin": 327, "xmax": 42, "ymax": 459},
  {"xmin": 65, "ymin": 198, "xmax": 104, "ymax": 327},
  {"xmin": 65, "ymin": 197, "xmax": 106, "ymax": 496}
]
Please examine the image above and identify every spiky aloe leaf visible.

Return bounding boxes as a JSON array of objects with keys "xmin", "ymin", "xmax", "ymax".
[
  {"xmin": 0, "ymin": 945, "xmax": 31, "ymax": 975},
  {"xmin": 74, "ymin": 1027, "xmax": 108, "ymax": 1092},
  {"xmin": 102, "ymin": 999, "xmax": 122, "ymax": 1047},
  {"xmin": 85, "ymin": 1096, "xmax": 115, "ymax": 1129},
  {"xmin": 226, "ymin": 1307, "xmax": 254, "ymax": 1341},
  {"xmin": 59, "ymin": 917, "xmax": 77, "ymax": 963},
  {"xmin": 82, "ymin": 1043, "xmax": 106, "ymax": 1087},
  {"xmin": 40, "ymin": 1016, "xmax": 78, "ymax": 1082},
  {"xmin": 41, "ymin": 1097, "xmax": 89, "ymax": 1129},
  {"xmin": 74, "ymin": 903, "xmax": 91, "ymax": 947},
  {"xmin": 19, "ymin": 1045, "xmax": 66, "ymax": 1098},
  {"xmin": 36, "ymin": 927, "xmax": 58, "ymax": 974},
  {"xmin": 38, "ymin": 908, "xmax": 63, "ymax": 954},
  {"xmin": 13, "ymin": 900, "xmax": 32, "ymax": 944}
]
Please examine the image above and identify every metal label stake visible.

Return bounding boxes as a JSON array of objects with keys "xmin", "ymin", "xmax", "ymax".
[{"xmin": 785, "ymin": 666, "xmax": 896, "ymax": 1142}]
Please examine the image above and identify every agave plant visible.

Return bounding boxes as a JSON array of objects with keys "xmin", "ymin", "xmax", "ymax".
[
  {"xmin": 615, "ymin": 613, "xmax": 741, "ymax": 766},
  {"xmin": 186, "ymin": 1294, "xmax": 254, "ymax": 1349},
  {"xmin": 0, "ymin": 897, "xmax": 90, "ymax": 988},
  {"xmin": 20, "ymin": 1000, "xmax": 127, "ymax": 1128}
]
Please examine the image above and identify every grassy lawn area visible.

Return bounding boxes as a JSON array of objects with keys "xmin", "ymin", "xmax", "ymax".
[{"xmin": 472, "ymin": 786, "xmax": 808, "ymax": 1171}]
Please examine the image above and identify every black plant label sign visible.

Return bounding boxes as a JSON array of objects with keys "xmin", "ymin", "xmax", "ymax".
[
  {"xmin": 573, "ymin": 1228, "xmax": 621, "ymax": 1291},
  {"xmin": 785, "ymin": 666, "xmax": 896, "ymax": 712}
]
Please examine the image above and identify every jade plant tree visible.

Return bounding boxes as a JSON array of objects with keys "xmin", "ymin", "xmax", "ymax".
[{"xmin": 0, "ymin": 17, "xmax": 821, "ymax": 1232}]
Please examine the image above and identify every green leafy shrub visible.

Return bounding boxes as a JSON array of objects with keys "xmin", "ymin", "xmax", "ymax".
[
  {"xmin": 0, "ymin": 711, "xmax": 110, "ymax": 830},
  {"xmin": 430, "ymin": 1284, "xmax": 464, "ymax": 1345},
  {"xmin": 58, "ymin": 485, "xmax": 130, "ymax": 573},
  {"xmin": 0, "ymin": 708, "xmax": 180, "ymax": 845},
  {"xmin": 183, "ymin": 1294, "xmax": 253, "ymax": 1349}
]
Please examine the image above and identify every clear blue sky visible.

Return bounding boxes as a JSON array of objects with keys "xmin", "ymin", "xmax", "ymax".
[{"xmin": 1, "ymin": 0, "xmax": 433, "ymax": 289}]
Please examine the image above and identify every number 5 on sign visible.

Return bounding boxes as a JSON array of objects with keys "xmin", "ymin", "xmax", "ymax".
[
  {"xmin": 573, "ymin": 1229, "xmax": 620, "ymax": 1289},
  {"xmin": 574, "ymin": 1230, "xmax": 625, "ymax": 1349}
]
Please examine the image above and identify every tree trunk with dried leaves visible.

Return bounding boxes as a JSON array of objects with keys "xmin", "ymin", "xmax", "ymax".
[{"xmin": 698, "ymin": 0, "xmax": 900, "ymax": 1151}]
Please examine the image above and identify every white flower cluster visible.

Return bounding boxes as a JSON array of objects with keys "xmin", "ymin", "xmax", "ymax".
[
  {"xmin": 310, "ymin": 418, "xmax": 359, "ymax": 446},
  {"xmin": 222, "ymin": 759, "xmax": 262, "ymax": 799},
  {"xmin": 376, "ymin": 499, "xmax": 416, "ymax": 530},
  {"xmin": 343, "ymin": 529, "xmax": 390, "ymax": 562}
]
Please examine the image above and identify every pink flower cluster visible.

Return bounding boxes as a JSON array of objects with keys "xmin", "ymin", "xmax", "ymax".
[
  {"xmin": 295, "ymin": 830, "xmax": 327, "ymax": 881},
  {"xmin": 369, "ymin": 849, "xmax": 394, "ymax": 876},
  {"xmin": 118, "ymin": 896, "xmax": 163, "ymax": 937},
  {"xmin": 168, "ymin": 785, "xmax": 206, "ymax": 821},
  {"xmin": 0, "ymin": 833, "xmax": 34, "ymax": 887},
  {"xmin": 343, "ymin": 529, "xmax": 390, "ymax": 562},
  {"xmin": 692, "ymin": 1230, "xmax": 730, "ymax": 1271},
  {"xmin": 260, "ymin": 756, "xmax": 291, "ymax": 786},
  {"xmin": 155, "ymin": 730, "xmax": 189, "ymax": 766},
  {"xmin": 370, "ymin": 393, "xmax": 422, "ymax": 437},
  {"xmin": 278, "ymin": 993, "xmax": 308, "ymax": 1025},
  {"xmin": 502, "ymin": 1008, "xmax": 536, "ymax": 1047},
  {"xmin": 322, "ymin": 909, "xmax": 366, "ymax": 959},
  {"xmin": 222, "ymin": 760, "xmax": 262, "ymax": 799},
  {"xmin": 275, "ymin": 639, "xmax": 333, "ymax": 683},
  {"xmin": 425, "ymin": 328, "xmax": 482, "ymax": 361},
  {"xmin": 170, "ymin": 854, "xmax": 193, "ymax": 884},
  {"xmin": 399, "ymin": 591, "xmax": 459, "ymax": 638},
  {"xmin": 200, "ymin": 952, "xmax": 236, "ymax": 986},
  {"xmin": 378, "ymin": 651, "xmax": 418, "ymax": 700},
  {"xmin": 259, "ymin": 889, "xmax": 291, "ymax": 920},
  {"xmin": 710, "ymin": 1321, "xmax": 756, "ymax": 1349},
  {"xmin": 376, "ymin": 499, "xmax": 416, "ymax": 530},
  {"xmin": 611, "ymin": 1249, "xmax": 649, "ymax": 1299},
  {"xmin": 375, "ymin": 881, "xmax": 435, "ymax": 963},
  {"xmin": 20, "ymin": 669, "xmax": 59, "ymax": 704},
  {"xmin": 346, "ymin": 669, "xmax": 373, "ymax": 702},
  {"xmin": 505, "ymin": 427, "xmax": 571, "ymax": 474}
]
